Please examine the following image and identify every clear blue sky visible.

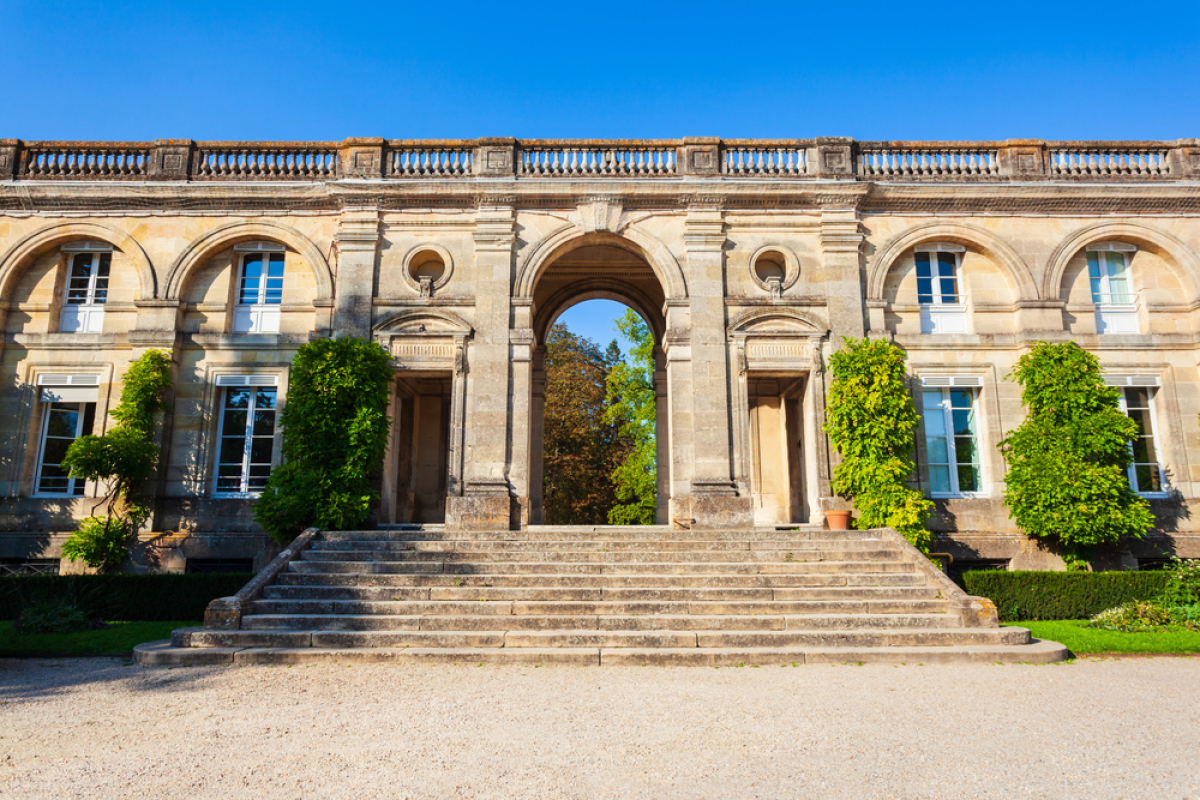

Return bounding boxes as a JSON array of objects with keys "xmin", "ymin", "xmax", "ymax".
[{"xmin": 2, "ymin": 0, "xmax": 1197, "ymax": 141}]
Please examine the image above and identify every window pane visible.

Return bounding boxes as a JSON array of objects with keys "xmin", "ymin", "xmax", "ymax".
[
  {"xmin": 1105, "ymin": 252, "xmax": 1127, "ymax": 278},
  {"xmin": 222, "ymin": 410, "xmax": 247, "ymax": 437},
  {"xmin": 97, "ymin": 252, "xmax": 111, "ymax": 277},
  {"xmin": 1136, "ymin": 464, "xmax": 1162, "ymax": 493},
  {"xmin": 937, "ymin": 253, "xmax": 957, "ymax": 276},
  {"xmin": 924, "ymin": 410, "xmax": 946, "ymax": 436},
  {"xmin": 927, "ymin": 436, "xmax": 949, "ymax": 464},
  {"xmin": 915, "ymin": 253, "xmax": 931, "ymax": 278},
  {"xmin": 957, "ymin": 464, "xmax": 980, "ymax": 493},
  {"xmin": 952, "ymin": 408, "xmax": 975, "ymax": 437},
  {"xmin": 263, "ymin": 255, "xmax": 284, "ymax": 304},
  {"xmin": 949, "ymin": 390, "xmax": 972, "ymax": 408},
  {"xmin": 917, "ymin": 277, "xmax": 932, "ymax": 304},
  {"xmin": 252, "ymin": 409, "xmax": 276, "ymax": 437},
  {"xmin": 225, "ymin": 388, "xmax": 251, "ymax": 409},
  {"xmin": 249, "ymin": 437, "xmax": 273, "ymax": 464},
  {"xmin": 1124, "ymin": 387, "xmax": 1150, "ymax": 409},
  {"xmin": 240, "ymin": 255, "xmax": 263, "ymax": 304},
  {"xmin": 255, "ymin": 387, "xmax": 277, "ymax": 410},
  {"xmin": 955, "ymin": 435, "xmax": 976, "ymax": 465},
  {"xmin": 929, "ymin": 466, "xmax": 951, "ymax": 494},
  {"xmin": 42, "ymin": 437, "xmax": 73, "ymax": 465},
  {"xmin": 219, "ymin": 438, "xmax": 246, "ymax": 466},
  {"xmin": 70, "ymin": 254, "xmax": 92, "ymax": 280},
  {"xmin": 922, "ymin": 390, "xmax": 943, "ymax": 409},
  {"xmin": 46, "ymin": 407, "xmax": 80, "ymax": 438}
]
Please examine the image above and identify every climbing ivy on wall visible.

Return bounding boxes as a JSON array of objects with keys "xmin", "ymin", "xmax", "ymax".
[
  {"xmin": 61, "ymin": 349, "xmax": 174, "ymax": 573},
  {"xmin": 254, "ymin": 337, "xmax": 394, "ymax": 543},
  {"xmin": 999, "ymin": 341, "xmax": 1154, "ymax": 568},
  {"xmin": 823, "ymin": 337, "xmax": 934, "ymax": 551}
]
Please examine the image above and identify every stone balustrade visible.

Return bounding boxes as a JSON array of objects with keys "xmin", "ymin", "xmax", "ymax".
[{"xmin": 1, "ymin": 138, "xmax": 1196, "ymax": 181}]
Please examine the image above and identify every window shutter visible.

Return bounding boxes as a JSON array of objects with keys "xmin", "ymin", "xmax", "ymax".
[
  {"xmin": 37, "ymin": 373, "xmax": 101, "ymax": 402},
  {"xmin": 215, "ymin": 374, "xmax": 279, "ymax": 387},
  {"xmin": 1103, "ymin": 375, "xmax": 1160, "ymax": 387},
  {"xmin": 920, "ymin": 375, "xmax": 983, "ymax": 388}
]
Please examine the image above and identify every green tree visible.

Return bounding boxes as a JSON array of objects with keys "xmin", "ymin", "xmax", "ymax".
[
  {"xmin": 604, "ymin": 309, "xmax": 657, "ymax": 524},
  {"xmin": 823, "ymin": 337, "xmax": 934, "ymax": 551},
  {"xmin": 60, "ymin": 349, "xmax": 174, "ymax": 572},
  {"xmin": 999, "ymin": 341, "xmax": 1154, "ymax": 567},
  {"xmin": 542, "ymin": 323, "xmax": 631, "ymax": 524},
  {"xmin": 254, "ymin": 338, "xmax": 394, "ymax": 542}
]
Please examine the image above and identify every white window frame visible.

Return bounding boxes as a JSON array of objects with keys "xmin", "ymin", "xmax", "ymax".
[
  {"xmin": 212, "ymin": 375, "xmax": 279, "ymax": 498},
  {"xmin": 34, "ymin": 403, "xmax": 91, "ymax": 497},
  {"xmin": 915, "ymin": 244, "xmax": 967, "ymax": 334},
  {"xmin": 232, "ymin": 242, "xmax": 285, "ymax": 334},
  {"xmin": 1088, "ymin": 243, "xmax": 1139, "ymax": 334},
  {"xmin": 59, "ymin": 242, "xmax": 112, "ymax": 333},
  {"xmin": 1106, "ymin": 375, "xmax": 1168, "ymax": 498},
  {"xmin": 33, "ymin": 374, "xmax": 101, "ymax": 497},
  {"xmin": 920, "ymin": 376, "xmax": 984, "ymax": 498}
]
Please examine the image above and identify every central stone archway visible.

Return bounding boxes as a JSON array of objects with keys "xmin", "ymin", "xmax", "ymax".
[{"xmin": 525, "ymin": 239, "xmax": 670, "ymax": 525}]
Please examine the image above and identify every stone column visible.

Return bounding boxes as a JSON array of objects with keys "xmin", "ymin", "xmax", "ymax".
[
  {"xmin": 680, "ymin": 205, "xmax": 753, "ymax": 528},
  {"xmin": 528, "ymin": 345, "xmax": 547, "ymax": 524},
  {"xmin": 447, "ymin": 200, "xmax": 517, "ymax": 530},
  {"xmin": 653, "ymin": 348, "xmax": 670, "ymax": 525},
  {"xmin": 333, "ymin": 207, "xmax": 381, "ymax": 339}
]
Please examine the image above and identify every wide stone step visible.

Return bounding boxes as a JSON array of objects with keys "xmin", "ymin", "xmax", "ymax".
[
  {"xmin": 274, "ymin": 571, "xmax": 927, "ymax": 588},
  {"xmin": 319, "ymin": 527, "xmax": 873, "ymax": 543},
  {"xmin": 297, "ymin": 548, "xmax": 901, "ymax": 563},
  {"xmin": 308, "ymin": 538, "xmax": 892, "ymax": 552},
  {"xmin": 261, "ymin": 583, "xmax": 941, "ymax": 601},
  {"xmin": 137, "ymin": 637, "xmax": 1068, "ymax": 667},
  {"xmin": 287, "ymin": 560, "xmax": 915, "ymax": 575}
]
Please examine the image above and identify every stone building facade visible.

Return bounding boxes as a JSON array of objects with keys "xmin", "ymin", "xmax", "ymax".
[{"xmin": 1, "ymin": 137, "xmax": 1198, "ymax": 573}]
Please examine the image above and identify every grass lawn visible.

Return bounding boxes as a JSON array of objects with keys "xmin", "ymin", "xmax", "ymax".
[
  {"xmin": 0, "ymin": 620, "xmax": 197, "ymax": 658},
  {"xmin": 1010, "ymin": 620, "xmax": 1200, "ymax": 655}
]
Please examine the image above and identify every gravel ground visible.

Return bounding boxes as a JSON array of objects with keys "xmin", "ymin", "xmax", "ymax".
[{"xmin": 1, "ymin": 657, "xmax": 1198, "ymax": 800}]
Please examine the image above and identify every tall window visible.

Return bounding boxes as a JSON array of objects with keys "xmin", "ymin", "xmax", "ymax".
[
  {"xmin": 915, "ymin": 245, "xmax": 967, "ymax": 334},
  {"xmin": 60, "ymin": 245, "xmax": 111, "ymax": 333},
  {"xmin": 36, "ymin": 402, "xmax": 95, "ymax": 496},
  {"xmin": 232, "ymin": 242, "xmax": 285, "ymax": 334},
  {"xmin": 916, "ymin": 251, "xmax": 960, "ymax": 304},
  {"xmin": 922, "ymin": 385, "xmax": 981, "ymax": 496},
  {"xmin": 1087, "ymin": 244, "xmax": 1139, "ymax": 334},
  {"xmin": 1117, "ymin": 387, "xmax": 1164, "ymax": 495},
  {"xmin": 215, "ymin": 384, "xmax": 277, "ymax": 496}
]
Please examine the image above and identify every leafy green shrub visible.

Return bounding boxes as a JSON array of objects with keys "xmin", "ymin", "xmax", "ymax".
[
  {"xmin": 1087, "ymin": 601, "xmax": 1200, "ymax": 633},
  {"xmin": 60, "ymin": 517, "xmax": 130, "ymax": 574},
  {"xmin": 17, "ymin": 600, "xmax": 90, "ymax": 634},
  {"xmin": 60, "ymin": 349, "xmax": 173, "ymax": 572},
  {"xmin": 999, "ymin": 342, "xmax": 1154, "ymax": 567},
  {"xmin": 1, "ymin": 574, "xmax": 250, "ymax": 621},
  {"xmin": 823, "ymin": 337, "xmax": 933, "ymax": 551},
  {"xmin": 604, "ymin": 309, "xmax": 657, "ymax": 525},
  {"xmin": 963, "ymin": 570, "xmax": 1169, "ymax": 621},
  {"xmin": 1159, "ymin": 558, "xmax": 1200, "ymax": 607},
  {"xmin": 254, "ymin": 338, "xmax": 394, "ymax": 542}
]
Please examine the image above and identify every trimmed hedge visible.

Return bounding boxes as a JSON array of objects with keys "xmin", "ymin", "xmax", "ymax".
[
  {"xmin": 0, "ymin": 574, "xmax": 250, "ymax": 622},
  {"xmin": 964, "ymin": 570, "xmax": 1169, "ymax": 622}
]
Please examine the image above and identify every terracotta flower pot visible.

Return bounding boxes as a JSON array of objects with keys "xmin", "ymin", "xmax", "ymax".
[{"xmin": 825, "ymin": 510, "xmax": 852, "ymax": 530}]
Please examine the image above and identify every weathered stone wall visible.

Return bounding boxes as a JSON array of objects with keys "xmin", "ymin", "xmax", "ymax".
[{"xmin": 1, "ymin": 137, "xmax": 1198, "ymax": 571}]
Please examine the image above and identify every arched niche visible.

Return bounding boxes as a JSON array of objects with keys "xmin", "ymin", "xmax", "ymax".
[
  {"xmin": 0, "ymin": 221, "xmax": 156, "ymax": 302},
  {"xmin": 164, "ymin": 220, "xmax": 333, "ymax": 303}
]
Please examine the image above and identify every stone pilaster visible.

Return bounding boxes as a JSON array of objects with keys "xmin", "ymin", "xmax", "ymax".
[
  {"xmin": 679, "ymin": 204, "xmax": 753, "ymax": 529},
  {"xmin": 447, "ymin": 199, "xmax": 517, "ymax": 530},
  {"xmin": 333, "ymin": 207, "xmax": 381, "ymax": 339},
  {"xmin": 148, "ymin": 140, "xmax": 192, "ymax": 180},
  {"xmin": 819, "ymin": 205, "xmax": 866, "ymax": 344},
  {"xmin": 0, "ymin": 140, "xmax": 20, "ymax": 181},
  {"xmin": 340, "ymin": 138, "xmax": 385, "ymax": 179}
]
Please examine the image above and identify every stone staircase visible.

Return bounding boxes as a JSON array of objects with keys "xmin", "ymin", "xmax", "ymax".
[{"xmin": 137, "ymin": 525, "xmax": 1067, "ymax": 666}]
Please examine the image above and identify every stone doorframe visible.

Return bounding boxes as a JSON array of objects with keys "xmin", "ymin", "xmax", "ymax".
[
  {"xmin": 728, "ymin": 309, "xmax": 831, "ymax": 526},
  {"xmin": 373, "ymin": 309, "xmax": 471, "ymax": 524}
]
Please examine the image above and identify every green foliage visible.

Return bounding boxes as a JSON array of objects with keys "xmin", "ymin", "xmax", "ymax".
[
  {"xmin": 1, "ymin": 574, "xmax": 250, "ymax": 621},
  {"xmin": 1159, "ymin": 557, "xmax": 1200, "ymax": 607},
  {"xmin": 823, "ymin": 337, "xmax": 933, "ymax": 550},
  {"xmin": 254, "ymin": 337, "xmax": 394, "ymax": 542},
  {"xmin": 59, "ymin": 517, "xmax": 132, "ymax": 573},
  {"xmin": 17, "ymin": 600, "xmax": 90, "ymax": 635},
  {"xmin": 963, "ymin": 570, "xmax": 1169, "ymax": 621},
  {"xmin": 604, "ymin": 309, "xmax": 657, "ymax": 525},
  {"xmin": 60, "ymin": 349, "xmax": 173, "ymax": 572},
  {"xmin": 999, "ymin": 342, "xmax": 1154, "ymax": 561},
  {"xmin": 541, "ymin": 323, "xmax": 631, "ymax": 524},
  {"xmin": 1087, "ymin": 600, "xmax": 1200, "ymax": 633}
]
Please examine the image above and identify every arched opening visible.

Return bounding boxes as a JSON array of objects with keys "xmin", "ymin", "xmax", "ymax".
[{"xmin": 528, "ymin": 242, "xmax": 669, "ymax": 525}]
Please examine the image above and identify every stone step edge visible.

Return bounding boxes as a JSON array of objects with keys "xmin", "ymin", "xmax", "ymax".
[{"xmin": 135, "ymin": 638, "xmax": 1068, "ymax": 667}]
